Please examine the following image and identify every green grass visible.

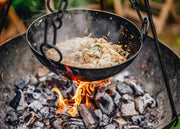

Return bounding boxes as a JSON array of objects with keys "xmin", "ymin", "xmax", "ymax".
[{"xmin": 170, "ymin": 115, "xmax": 180, "ymax": 129}]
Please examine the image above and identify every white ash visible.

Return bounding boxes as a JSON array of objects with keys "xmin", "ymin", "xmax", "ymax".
[{"xmin": 5, "ymin": 71, "xmax": 157, "ymax": 129}]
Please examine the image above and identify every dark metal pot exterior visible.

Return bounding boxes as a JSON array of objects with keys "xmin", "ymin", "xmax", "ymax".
[{"xmin": 26, "ymin": 9, "xmax": 142, "ymax": 81}]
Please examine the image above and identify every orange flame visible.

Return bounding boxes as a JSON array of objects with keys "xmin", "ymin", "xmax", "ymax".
[{"xmin": 52, "ymin": 77, "xmax": 112, "ymax": 117}]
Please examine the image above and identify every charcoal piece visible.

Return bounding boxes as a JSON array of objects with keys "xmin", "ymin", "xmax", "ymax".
[
  {"xmin": 28, "ymin": 100, "xmax": 43, "ymax": 112},
  {"xmin": 24, "ymin": 113, "xmax": 32, "ymax": 123},
  {"xmin": 113, "ymin": 71, "xmax": 130, "ymax": 82},
  {"xmin": 17, "ymin": 90, "xmax": 28, "ymax": 111},
  {"xmin": 46, "ymin": 72, "xmax": 73, "ymax": 89},
  {"xmin": 131, "ymin": 116, "xmax": 144, "ymax": 126},
  {"xmin": 58, "ymin": 114, "xmax": 70, "ymax": 120},
  {"xmin": 99, "ymin": 114, "xmax": 109, "ymax": 126},
  {"xmin": 78, "ymin": 104, "xmax": 97, "ymax": 129},
  {"xmin": 26, "ymin": 93, "xmax": 34, "ymax": 104},
  {"xmin": 106, "ymin": 89, "xmax": 121, "ymax": 106},
  {"xmin": 143, "ymin": 94, "xmax": 156, "ymax": 108},
  {"xmin": 4, "ymin": 110, "xmax": 20, "ymax": 125},
  {"xmin": 38, "ymin": 107, "xmax": 49, "ymax": 119},
  {"xmin": 33, "ymin": 92, "xmax": 41, "ymax": 100},
  {"xmin": 53, "ymin": 118, "xmax": 63, "ymax": 129},
  {"xmin": 69, "ymin": 118, "xmax": 85, "ymax": 126},
  {"xmin": 33, "ymin": 89, "xmax": 42, "ymax": 100},
  {"xmin": 116, "ymin": 81, "xmax": 133, "ymax": 95},
  {"xmin": 39, "ymin": 76, "xmax": 47, "ymax": 82},
  {"xmin": 27, "ymin": 85, "xmax": 35, "ymax": 94},
  {"xmin": 122, "ymin": 94, "xmax": 134, "ymax": 103},
  {"xmin": 29, "ymin": 75, "xmax": 38, "ymax": 85},
  {"xmin": 34, "ymin": 89, "xmax": 41, "ymax": 93},
  {"xmin": 35, "ymin": 127, "xmax": 41, "ymax": 129},
  {"xmin": 44, "ymin": 88, "xmax": 53, "ymax": 96},
  {"xmin": 104, "ymin": 124, "xmax": 116, "ymax": 129},
  {"xmin": 17, "ymin": 124, "xmax": 29, "ymax": 129},
  {"xmin": 9, "ymin": 90, "xmax": 21, "ymax": 110},
  {"xmin": 94, "ymin": 109, "xmax": 103, "ymax": 120},
  {"xmin": 113, "ymin": 117, "xmax": 127, "ymax": 129},
  {"xmin": 143, "ymin": 119, "xmax": 152, "ymax": 128},
  {"xmin": 61, "ymin": 85, "xmax": 75, "ymax": 99},
  {"xmin": 128, "ymin": 81, "xmax": 144, "ymax": 96},
  {"xmin": 135, "ymin": 97, "xmax": 144, "ymax": 114},
  {"xmin": 44, "ymin": 119, "xmax": 51, "ymax": 128},
  {"xmin": 39, "ymin": 92, "xmax": 48, "ymax": 105},
  {"xmin": 109, "ymin": 107, "xmax": 121, "ymax": 118},
  {"xmin": 34, "ymin": 121, "xmax": 44, "ymax": 128},
  {"xmin": 95, "ymin": 91, "xmax": 115, "ymax": 115},
  {"xmin": 15, "ymin": 78, "xmax": 26, "ymax": 89},
  {"xmin": 24, "ymin": 111, "xmax": 41, "ymax": 126},
  {"xmin": 123, "ymin": 125, "xmax": 140, "ymax": 129},
  {"xmin": 121, "ymin": 102, "xmax": 138, "ymax": 117},
  {"xmin": 67, "ymin": 125, "xmax": 80, "ymax": 129}
]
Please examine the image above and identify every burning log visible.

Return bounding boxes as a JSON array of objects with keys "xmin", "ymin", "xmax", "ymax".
[{"xmin": 78, "ymin": 104, "xmax": 97, "ymax": 129}]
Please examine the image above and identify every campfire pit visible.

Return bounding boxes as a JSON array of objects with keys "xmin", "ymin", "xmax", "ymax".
[
  {"xmin": 0, "ymin": 0, "xmax": 180, "ymax": 128},
  {"xmin": 0, "ymin": 34, "xmax": 179, "ymax": 129}
]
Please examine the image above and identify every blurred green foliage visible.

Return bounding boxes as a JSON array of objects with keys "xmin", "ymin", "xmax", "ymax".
[{"xmin": 12, "ymin": 0, "xmax": 45, "ymax": 25}]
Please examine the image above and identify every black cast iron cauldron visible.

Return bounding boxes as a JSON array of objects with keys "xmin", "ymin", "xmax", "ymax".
[
  {"xmin": 0, "ymin": 34, "xmax": 179, "ymax": 128},
  {"xmin": 26, "ymin": 9, "xmax": 148, "ymax": 81}
]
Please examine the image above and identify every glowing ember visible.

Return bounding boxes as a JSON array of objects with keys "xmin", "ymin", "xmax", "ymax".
[{"xmin": 52, "ymin": 77, "xmax": 112, "ymax": 117}]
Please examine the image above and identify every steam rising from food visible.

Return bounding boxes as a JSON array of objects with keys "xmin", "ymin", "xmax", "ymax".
[{"xmin": 47, "ymin": 36, "xmax": 129, "ymax": 68}]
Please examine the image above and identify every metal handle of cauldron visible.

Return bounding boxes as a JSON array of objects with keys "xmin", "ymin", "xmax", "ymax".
[
  {"xmin": 129, "ymin": 0, "xmax": 149, "ymax": 42},
  {"xmin": 40, "ymin": 0, "xmax": 68, "ymax": 64}
]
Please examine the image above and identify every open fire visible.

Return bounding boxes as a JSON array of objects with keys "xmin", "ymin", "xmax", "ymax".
[{"xmin": 52, "ymin": 77, "xmax": 112, "ymax": 117}]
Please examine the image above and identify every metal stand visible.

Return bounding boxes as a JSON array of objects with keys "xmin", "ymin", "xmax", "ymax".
[{"xmin": 143, "ymin": 0, "xmax": 178, "ymax": 126}]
